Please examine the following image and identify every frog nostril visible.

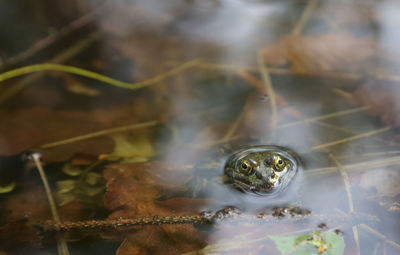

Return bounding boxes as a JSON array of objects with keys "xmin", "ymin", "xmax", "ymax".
[{"xmin": 255, "ymin": 171, "xmax": 262, "ymax": 179}]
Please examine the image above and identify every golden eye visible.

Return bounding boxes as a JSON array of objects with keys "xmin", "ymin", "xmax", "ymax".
[
  {"xmin": 239, "ymin": 160, "xmax": 253, "ymax": 175},
  {"xmin": 273, "ymin": 155, "xmax": 285, "ymax": 172}
]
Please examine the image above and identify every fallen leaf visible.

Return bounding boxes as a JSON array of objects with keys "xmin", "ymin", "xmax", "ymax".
[
  {"xmin": 350, "ymin": 83, "xmax": 400, "ymax": 127},
  {"xmin": 0, "ymin": 107, "xmax": 114, "ymax": 161},
  {"xmin": 102, "ymin": 161, "xmax": 208, "ymax": 254},
  {"xmin": 0, "ymin": 220, "xmax": 42, "ymax": 251},
  {"xmin": 360, "ymin": 169, "xmax": 400, "ymax": 198},
  {"xmin": 262, "ymin": 33, "xmax": 376, "ymax": 74}
]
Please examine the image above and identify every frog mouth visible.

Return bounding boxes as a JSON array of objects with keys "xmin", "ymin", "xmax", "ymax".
[{"xmin": 231, "ymin": 177, "xmax": 274, "ymax": 194}]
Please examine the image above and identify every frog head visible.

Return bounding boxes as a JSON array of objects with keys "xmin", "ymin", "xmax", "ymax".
[{"xmin": 224, "ymin": 145, "xmax": 299, "ymax": 195}]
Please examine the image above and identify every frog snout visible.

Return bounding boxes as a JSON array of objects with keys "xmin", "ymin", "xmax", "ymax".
[{"xmin": 254, "ymin": 167, "xmax": 274, "ymax": 180}]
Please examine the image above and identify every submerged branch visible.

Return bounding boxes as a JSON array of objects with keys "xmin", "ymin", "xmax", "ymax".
[{"xmin": 36, "ymin": 207, "xmax": 377, "ymax": 233}]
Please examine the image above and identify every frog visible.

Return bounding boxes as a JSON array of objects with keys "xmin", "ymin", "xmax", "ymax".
[
  {"xmin": 189, "ymin": 145, "xmax": 304, "ymax": 217},
  {"xmin": 223, "ymin": 145, "xmax": 299, "ymax": 196}
]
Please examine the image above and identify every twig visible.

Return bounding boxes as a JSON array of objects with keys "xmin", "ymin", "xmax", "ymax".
[
  {"xmin": 1, "ymin": 2, "xmax": 106, "ymax": 68},
  {"xmin": 32, "ymin": 153, "xmax": 70, "ymax": 255},
  {"xmin": 36, "ymin": 209, "xmax": 376, "ymax": 233},
  {"xmin": 0, "ymin": 59, "xmax": 201, "ymax": 90},
  {"xmin": 257, "ymin": 50, "xmax": 278, "ymax": 137},
  {"xmin": 279, "ymin": 106, "xmax": 369, "ymax": 129},
  {"xmin": 331, "ymin": 153, "xmax": 360, "ymax": 255},
  {"xmin": 333, "ymin": 88, "xmax": 353, "ymax": 99},
  {"xmin": 329, "ymin": 155, "xmax": 355, "ymax": 213},
  {"xmin": 311, "ymin": 121, "xmax": 394, "ymax": 146},
  {"xmin": 222, "ymin": 105, "xmax": 245, "ymax": 141},
  {"xmin": 235, "ymin": 69, "xmax": 287, "ymax": 106},
  {"xmin": 307, "ymin": 155, "xmax": 400, "ymax": 175},
  {"xmin": 352, "ymin": 226, "xmax": 361, "ymax": 255},
  {"xmin": 311, "ymin": 127, "xmax": 391, "ymax": 151},
  {"xmin": 291, "ymin": 0, "xmax": 320, "ymax": 36},
  {"xmin": 0, "ymin": 33, "xmax": 98, "ymax": 105},
  {"xmin": 359, "ymin": 224, "xmax": 400, "ymax": 251},
  {"xmin": 38, "ymin": 215, "xmax": 206, "ymax": 232},
  {"xmin": 40, "ymin": 120, "xmax": 159, "ymax": 149},
  {"xmin": 373, "ymin": 243, "xmax": 381, "ymax": 255},
  {"xmin": 337, "ymin": 150, "xmax": 400, "ymax": 159}
]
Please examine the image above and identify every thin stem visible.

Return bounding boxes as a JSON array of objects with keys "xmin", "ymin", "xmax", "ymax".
[
  {"xmin": 32, "ymin": 153, "xmax": 70, "ymax": 255},
  {"xmin": 292, "ymin": 0, "xmax": 320, "ymax": 35},
  {"xmin": 0, "ymin": 33, "xmax": 98, "ymax": 105},
  {"xmin": 257, "ymin": 51, "xmax": 278, "ymax": 137},
  {"xmin": 0, "ymin": 59, "xmax": 201, "ymax": 90},
  {"xmin": 279, "ymin": 106, "xmax": 369, "ymax": 129},
  {"xmin": 330, "ymin": 155, "xmax": 360, "ymax": 255},
  {"xmin": 40, "ymin": 120, "xmax": 159, "ymax": 149},
  {"xmin": 359, "ymin": 224, "xmax": 400, "ymax": 251},
  {"xmin": 1, "ymin": 2, "xmax": 106, "ymax": 68},
  {"xmin": 311, "ymin": 127, "xmax": 391, "ymax": 151}
]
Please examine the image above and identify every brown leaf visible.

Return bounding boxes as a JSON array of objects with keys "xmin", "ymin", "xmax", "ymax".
[
  {"xmin": 0, "ymin": 101, "xmax": 164, "ymax": 162},
  {"xmin": 262, "ymin": 33, "xmax": 376, "ymax": 74},
  {"xmin": 360, "ymin": 169, "xmax": 400, "ymax": 198},
  {"xmin": 350, "ymin": 83, "xmax": 400, "ymax": 127},
  {"xmin": 0, "ymin": 220, "xmax": 42, "ymax": 251},
  {"xmin": 0, "ymin": 107, "xmax": 114, "ymax": 161},
  {"xmin": 102, "ymin": 161, "xmax": 208, "ymax": 254}
]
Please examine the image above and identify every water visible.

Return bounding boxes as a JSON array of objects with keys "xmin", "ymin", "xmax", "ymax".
[{"xmin": 1, "ymin": 0, "xmax": 400, "ymax": 254}]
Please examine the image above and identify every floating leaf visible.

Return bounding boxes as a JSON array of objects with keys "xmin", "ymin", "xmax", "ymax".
[{"xmin": 269, "ymin": 231, "xmax": 345, "ymax": 255}]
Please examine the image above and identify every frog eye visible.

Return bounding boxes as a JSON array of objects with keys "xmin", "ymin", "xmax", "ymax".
[
  {"xmin": 273, "ymin": 155, "xmax": 285, "ymax": 172},
  {"xmin": 239, "ymin": 160, "xmax": 254, "ymax": 175}
]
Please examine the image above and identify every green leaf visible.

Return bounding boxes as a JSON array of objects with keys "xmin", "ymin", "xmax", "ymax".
[
  {"xmin": 324, "ymin": 232, "xmax": 345, "ymax": 255},
  {"xmin": 269, "ymin": 230, "xmax": 345, "ymax": 255},
  {"xmin": 62, "ymin": 163, "xmax": 83, "ymax": 176},
  {"xmin": 85, "ymin": 172, "xmax": 102, "ymax": 185},
  {"xmin": 0, "ymin": 182, "xmax": 16, "ymax": 194},
  {"xmin": 56, "ymin": 180, "xmax": 76, "ymax": 193},
  {"xmin": 111, "ymin": 132, "xmax": 155, "ymax": 163}
]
